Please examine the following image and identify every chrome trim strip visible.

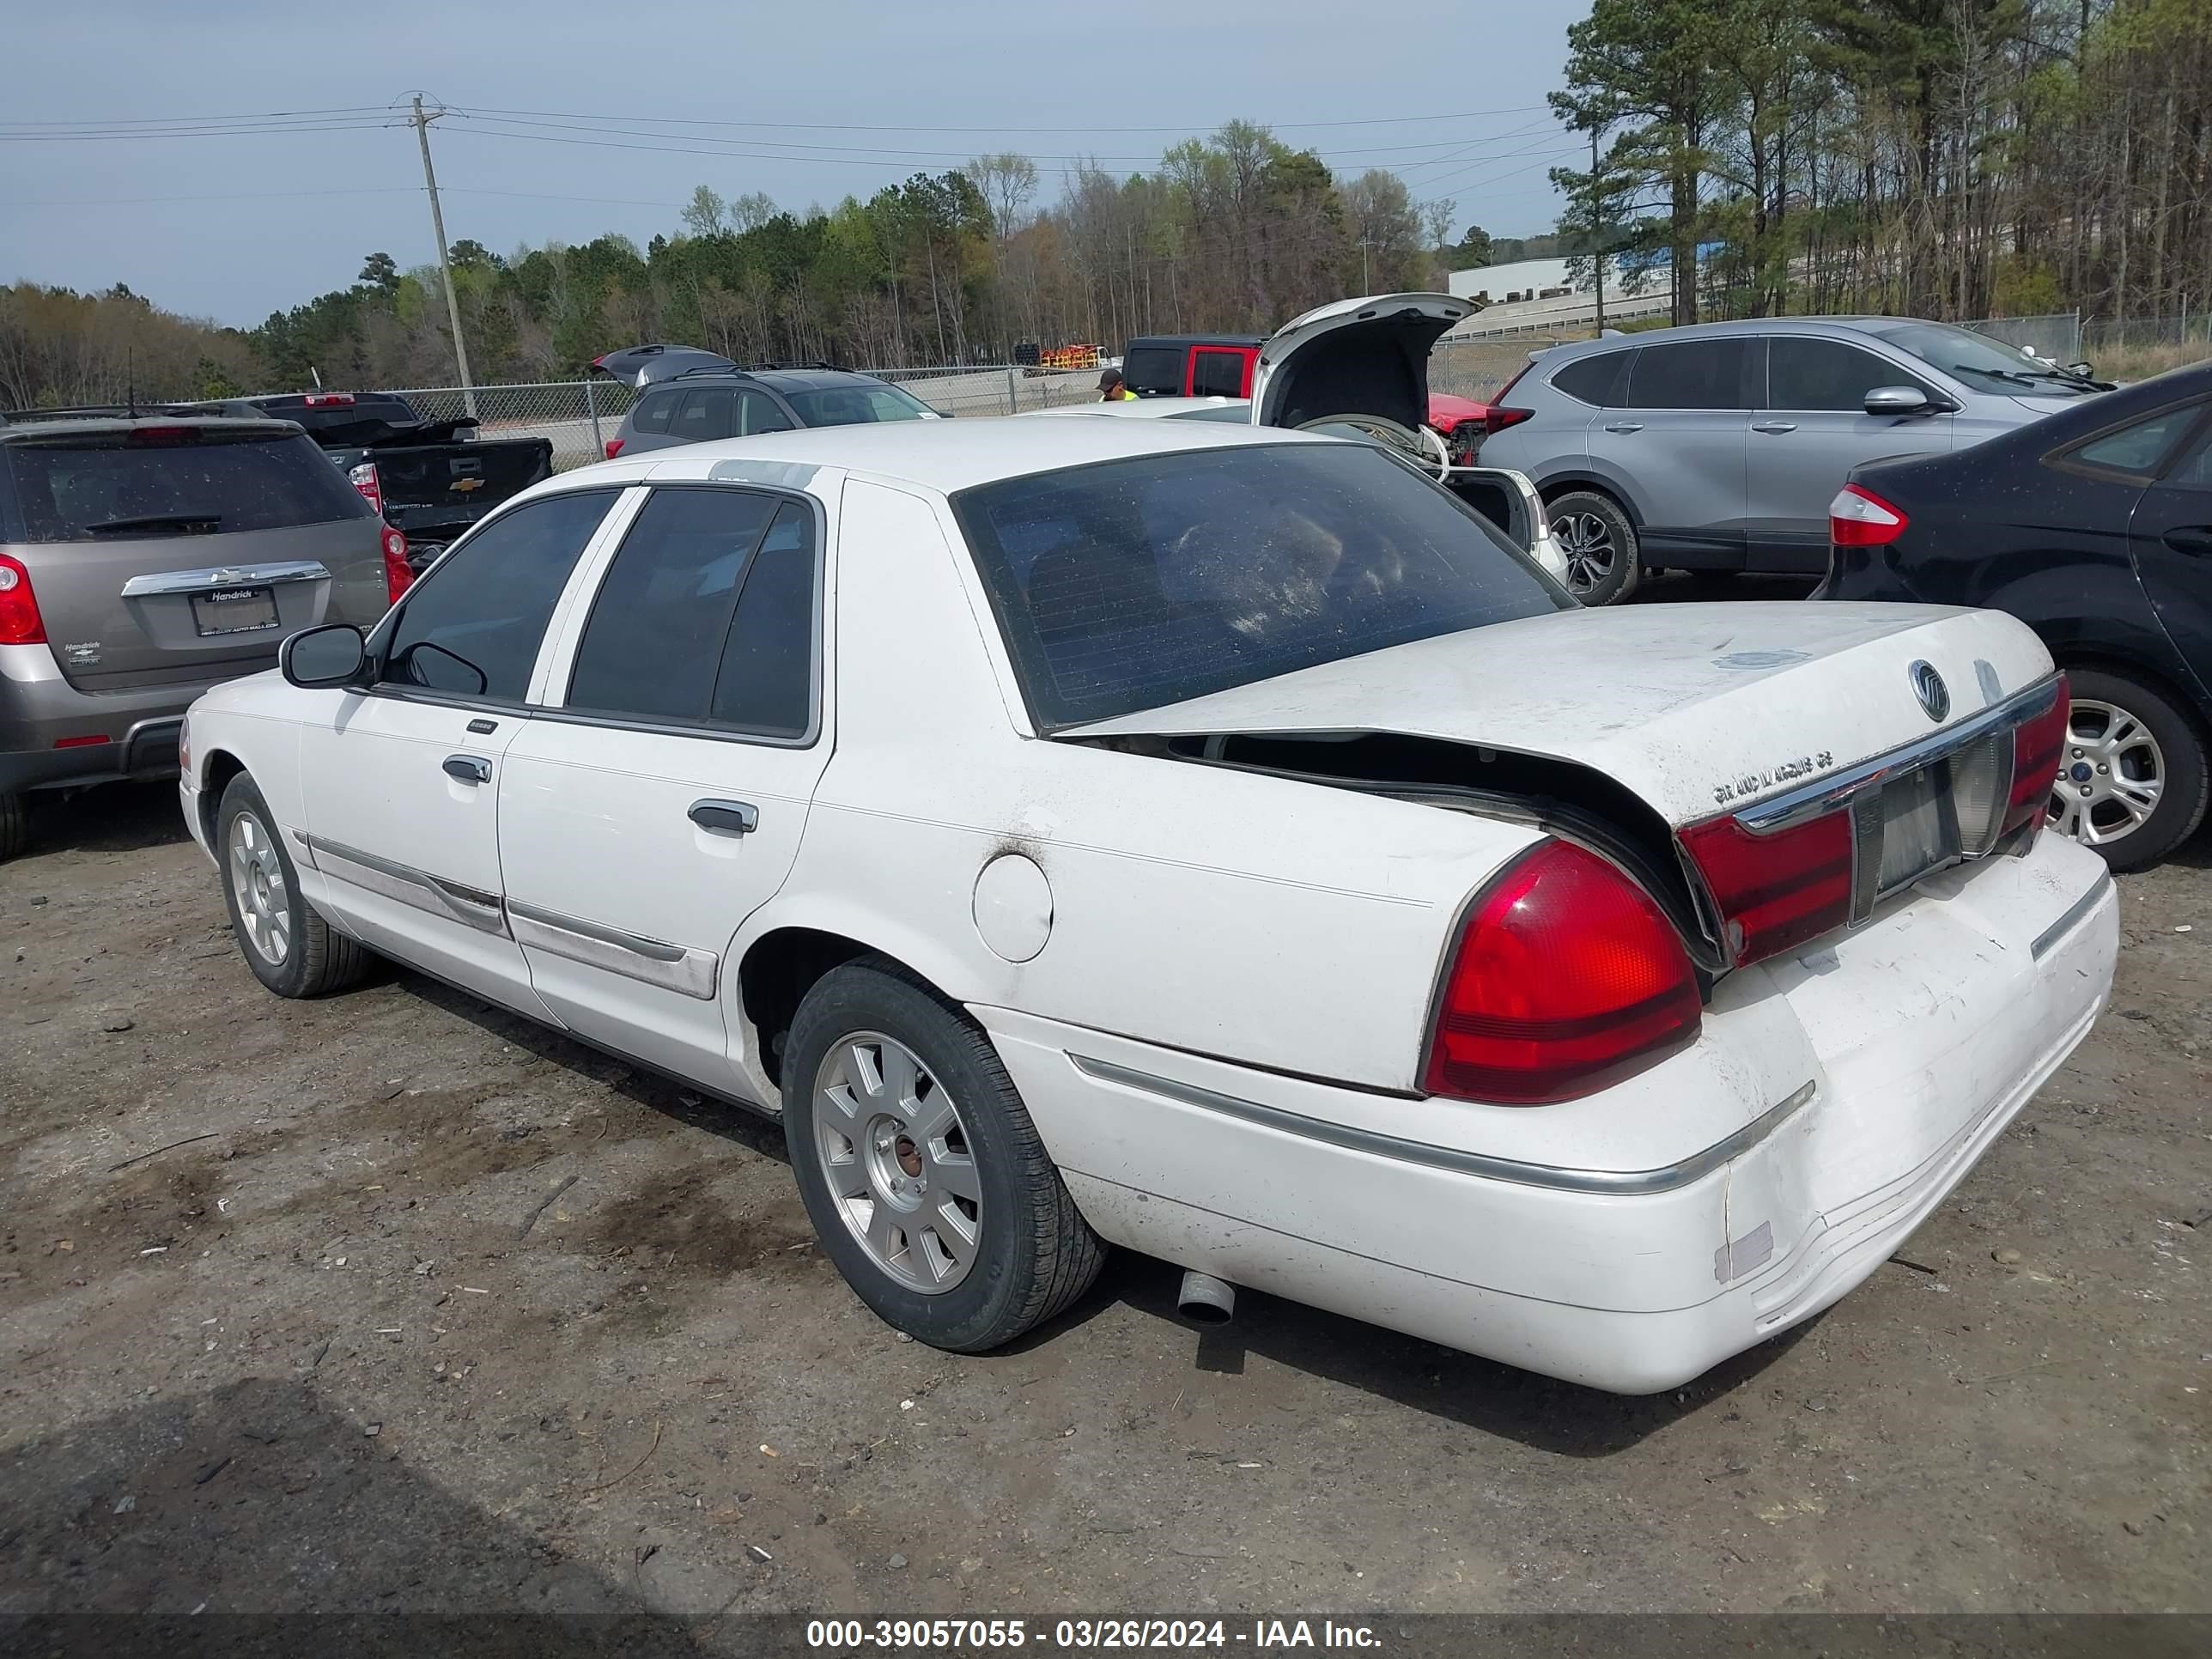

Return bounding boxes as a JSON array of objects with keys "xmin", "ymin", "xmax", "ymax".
[
  {"xmin": 1735, "ymin": 677, "xmax": 2061, "ymax": 834},
  {"xmin": 2031, "ymin": 872, "xmax": 2113, "ymax": 961},
  {"xmin": 120, "ymin": 561, "xmax": 331, "ymax": 598},
  {"xmin": 1068, "ymin": 1054, "xmax": 1819, "ymax": 1196},
  {"xmin": 506, "ymin": 897, "xmax": 718, "ymax": 1000},
  {"xmin": 305, "ymin": 836, "xmax": 509, "ymax": 936}
]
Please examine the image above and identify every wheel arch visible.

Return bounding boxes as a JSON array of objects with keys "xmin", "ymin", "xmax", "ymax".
[
  {"xmin": 1537, "ymin": 473, "xmax": 1644, "ymax": 526},
  {"xmin": 197, "ymin": 745, "xmax": 250, "ymax": 848}
]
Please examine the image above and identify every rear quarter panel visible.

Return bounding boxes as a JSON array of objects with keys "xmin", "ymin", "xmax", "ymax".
[{"xmin": 744, "ymin": 476, "xmax": 1540, "ymax": 1093}]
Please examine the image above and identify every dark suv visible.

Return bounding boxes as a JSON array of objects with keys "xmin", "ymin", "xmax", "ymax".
[
  {"xmin": 0, "ymin": 409, "xmax": 395, "ymax": 858},
  {"xmin": 603, "ymin": 368, "xmax": 939, "ymax": 459}
]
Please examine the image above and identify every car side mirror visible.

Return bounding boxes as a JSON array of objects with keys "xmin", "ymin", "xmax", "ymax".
[
  {"xmin": 1865, "ymin": 386, "xmax": 1933, "ymax": 416},
  {"xmin": 280, "ymin": 623, "xmax": 368, "ymax": 689}
]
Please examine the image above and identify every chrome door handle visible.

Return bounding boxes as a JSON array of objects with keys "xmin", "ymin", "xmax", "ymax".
[
  {"xmin": 442, "ymin": 754, "xmax": 492, "ymax": 785},
  {"xmin": 1603, "ymin": 422, "xmax": 1644, "ymax": 434},
  {"xmin": 1751, "ymin": 420, "xmax": 1799, "ymax": 434},
  {"xmin": 689, "ymin": 799, "xmax": 758, "ymax": 836}
]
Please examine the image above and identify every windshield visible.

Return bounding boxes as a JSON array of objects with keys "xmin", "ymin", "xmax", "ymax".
[
  {"xmin": 951, "ymin": 441, "xmax": 1567, "ymax": 731},
  {"xmin": 1868, "ymin": 322, "xmax": 2100, "ymax": 397},
  {"xmin": 781, "ymin": 383, "xmax": 935, "ymax": 426},
  {"xmin": 3, "ymin": 430, "xmax": 375, "ymax": 542}
]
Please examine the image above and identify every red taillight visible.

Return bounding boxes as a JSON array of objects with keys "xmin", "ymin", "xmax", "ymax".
[
  {"xmin": 2004, "ymin": 675, "xmax": 2069, "ymax": 838},
  {"xmin": 1679, "ymin": 809, "xmax": 1855, "ymax": 968},
  {"xmin": 348, "ymin": 460, "xmax": 383, "ymax": 516},
  {"xmin": 303, "ymin": 392, "xmax": 356, "ymax": 407},
  {"xmin": 127, "ymin": 426, "xmax": 194, "ymax": 446},
  {"xmin": 604, "ymin": 437, "xmax": 626, "ymax": 459},
  {"xmin": 1424, "ymin": 840, "xmax": 1702, "ymax": 1105},
  {"xmin": 0, "ymin": 555, "xmax": 45, "ymax": 645},
  {"xmin": 1484, "ymin": 406, "xmax": 1534, "ymax": 436},
  {"xmin": 1829, "ymin": 483, "xmax": 1908, "ymax": 547},
  {"xmin": 381, "ymin": 524, "xmax": 414, "ymax": 602},
  {"xmin": 54, "ymin": 734, "xmax": 111, "ymax": 749}
]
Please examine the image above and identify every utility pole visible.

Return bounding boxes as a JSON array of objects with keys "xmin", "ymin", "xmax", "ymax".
[
  {"xmin": 1359, "ymin": 237, "xmax": 1375, "ymax": 291},
  {"xmin": 410, "ymin": 94, "xmax": 477, "ymax": 416},
  {"xmin": 1590, "ymin": 128, "xmax": 1607, "ymax": 332}
]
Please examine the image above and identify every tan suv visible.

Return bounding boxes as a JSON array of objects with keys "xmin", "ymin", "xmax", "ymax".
[{"xmin": 0, "ymin": 408, "xmax": 398, "ymax": 859}]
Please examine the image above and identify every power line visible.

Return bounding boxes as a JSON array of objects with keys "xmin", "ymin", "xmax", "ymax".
[
  {"xmin": 453, "ymin": 102, "xmax": 1560, "ymax": 136},
  {"xmin": 0, "ymin": 105, "xmax": 393, "ymax": 129},
  {"xmin": 0, "ymin": 118, "xmax": 404, "ymax": 143}
]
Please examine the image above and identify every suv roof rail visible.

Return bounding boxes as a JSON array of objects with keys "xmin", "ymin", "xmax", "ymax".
[
  {"xmin": 742, "ymin": 359, "xmax": 842, "ymax": 373},
  {"xmin": 667, "ymin": 365, "xmax": 763, "ymax": 383}
]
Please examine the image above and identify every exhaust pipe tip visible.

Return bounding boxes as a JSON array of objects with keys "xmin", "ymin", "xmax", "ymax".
[{"xmin": 1177, "ymin": 1269, "xmax": 1236, "ymax": 1326}]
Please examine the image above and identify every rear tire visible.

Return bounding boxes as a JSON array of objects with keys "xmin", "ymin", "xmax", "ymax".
[
  {"xmin": 2051, "ymin": 668, "xmax": 2209, "ymax": 872},
  {"xmin": 782, "ymin": 960, "xmax": 1105, "ymax": 1352},
  {"xmin": 0, "ymin": 792, "xmax": 26, "ymax": 862},
  {"xmin": 1547, "ymin": 489, "xmax": 1640, "ymax": 605},
  {"xmin": 216, "ymin": 773, "xmax": 370, "ymax": 998}
]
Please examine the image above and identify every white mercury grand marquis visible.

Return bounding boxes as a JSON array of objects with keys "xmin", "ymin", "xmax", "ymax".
[{"xmin": 178, "ymin": 337, "xmax": 2118, "ymax": 1393}]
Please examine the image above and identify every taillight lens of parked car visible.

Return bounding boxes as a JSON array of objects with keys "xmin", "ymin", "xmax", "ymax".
[
  {"xmin": 348, "ymin": 460, "xmax": 384, "ymax": 516},
  {"xmin": 1482, "ymin": 364, "xmax": 1534, "ymax": 437},
  {"xmin": 2004, "ymin": 675, "xmax": 2070, "ymax": 839},
  {"xmin": 303, "ymin": 393, "xmax": 356, "ymax": 407},
  {"xmin": 1828, "ymin": 483, "xmax": 1909, "ymax": 547},
  {"xmin": 381, "ymin": 524, "xmax": 414, "ymax": 602},
  {"xmin": 1424, "ymin": 840, "xmax": 1703, "ymax": 1105},
  {"xmin": 0, "ymin": 554, "xmax": 46, "ymax": 645},
  {"xmin": 1678, "ymin": 808, "xmax": 1856, "ymax": 968},
  {"xmin": 604, "ymin": 437, "xmax": 626, "ymax": 459}
]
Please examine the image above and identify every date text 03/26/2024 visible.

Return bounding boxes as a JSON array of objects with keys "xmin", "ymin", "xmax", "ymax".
[{"xmin": 805, "ymin": 1619, "xmax": 1382, "ymax": 1650}]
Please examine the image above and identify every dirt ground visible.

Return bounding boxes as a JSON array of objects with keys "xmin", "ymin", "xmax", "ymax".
[{"xmin": 2, "ymin": 765, "xmax": 2208, "ymax": 1638}]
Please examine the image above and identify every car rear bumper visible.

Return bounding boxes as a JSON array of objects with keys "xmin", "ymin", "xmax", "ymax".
[
  {"xmin": 0, "ymin": 643, "xmax": 209, "ymax": 793},
  {"xmin": 975, "ymin": 831, "xmax": 2117, "ymax": 1394}
]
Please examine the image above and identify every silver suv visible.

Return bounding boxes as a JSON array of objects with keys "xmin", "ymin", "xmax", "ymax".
[
  {"xmin": 0, "ymin": 409, "xmax": 394, "ymax": 858},
  {"xmin": 1476, "ymin": 317, "xmax": 2110, "ymax": 602}
]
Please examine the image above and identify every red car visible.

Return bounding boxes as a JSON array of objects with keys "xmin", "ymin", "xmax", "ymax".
[{"xmin": 1427, "ymin": 392, "xmax": 1493, "ymax": 466}]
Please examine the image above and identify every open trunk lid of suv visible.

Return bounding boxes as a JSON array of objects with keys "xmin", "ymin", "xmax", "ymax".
[{"xmin": 0, "ymin": 420, "xmax": 387, "ymax": 690}]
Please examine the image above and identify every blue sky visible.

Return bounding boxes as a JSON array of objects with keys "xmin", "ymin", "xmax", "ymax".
[{"xmin": 3, "ymin": 0, "xmax": 1587, "ymax": 328}]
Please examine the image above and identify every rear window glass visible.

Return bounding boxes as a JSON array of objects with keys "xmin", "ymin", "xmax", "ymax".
[
  {"xmin": 951, "ymin": 442, "xmax": 1567, "ymax": 730},
  {"xmin": 1190, "ymin": 349, "xmax": 1249, "ymax": 398},
  {"xmin": 1122, "ymin": 347, "xmax": 1184, "ymax": 396},
  {"xmin": 3, "ymin": 430, "xmax": 374, "ymax": 542},
  {"xmin": 1551, "ymin": 351, "xmax": 1629, "ymax": 407},
  {"xmin": 630, "ymin": 392, "xmax": 680, "ymax": 435},
  {"xmin": 781, "ymin": 385, "xmax": 933, "ymax": 425}
]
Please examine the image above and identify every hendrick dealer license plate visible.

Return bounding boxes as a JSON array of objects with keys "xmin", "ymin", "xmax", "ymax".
[{"xmin": 189, "ymin": 584, "xmax": 278, "ymax": 636}]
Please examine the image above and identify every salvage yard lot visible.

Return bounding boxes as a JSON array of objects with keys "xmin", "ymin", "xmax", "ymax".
[{"xmin": 2, "ymin": 782, "xmax": 2207, "ymax": 1624}]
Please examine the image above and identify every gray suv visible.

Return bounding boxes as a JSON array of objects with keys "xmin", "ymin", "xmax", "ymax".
[
  {"xmin": 1476, "ymin": 317, "xmax": 2110, "ymax": 602},
  {"xmin": 0, "ymin": 410, "xmax": 392, "ymax": 858},
  {"xmin": 604, "ymin": 367, "xmax": 939, "ymax": 459}
]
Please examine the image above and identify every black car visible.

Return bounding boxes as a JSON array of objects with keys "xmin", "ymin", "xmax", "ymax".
[{"xmin": 1820, "ymin": 360, "xmax": 2212, "ymax": 868}]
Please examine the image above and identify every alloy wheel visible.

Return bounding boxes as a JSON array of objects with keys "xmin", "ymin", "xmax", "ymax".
[
  {"xmin": 812, "ymin": 1032, "xmax": 982, "ymax": 1293},
  {"xmin": 2049, "ymin": 697, "xmax": 2165, "ymax": 847},
  {"xmin": 228, "ymin": 811, "xmax": 291, "ymax": 965},
  {"xmin": 1556, "ymin": 512, "xmax": 1617, "ymax": 596}
]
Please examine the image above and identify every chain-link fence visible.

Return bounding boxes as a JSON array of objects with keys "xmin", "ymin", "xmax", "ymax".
[
  {"xmin": 349, "ymin": 368, "xmax": 1104, "ymax": 471},
  {"xmin": 1960, "ymin": 311, "xmax": 2082, "ymax": 363},
  {"xmin": 1429, "ymin": 338, "xmax": 1558, "ymax": 404},
  {"xmin": 2082, "ymin": 313, "xmax": 2212, "ymax": 354}
]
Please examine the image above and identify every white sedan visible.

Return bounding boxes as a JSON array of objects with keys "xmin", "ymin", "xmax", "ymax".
[{"xmin": 179, "ymin": 413, "xmax": 2116, "ymax": 1394}]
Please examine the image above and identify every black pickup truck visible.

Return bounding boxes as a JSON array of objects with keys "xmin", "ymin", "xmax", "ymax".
[{"xmin": 242, "ymin": 392, "xmax": 553, "ymax": 568}]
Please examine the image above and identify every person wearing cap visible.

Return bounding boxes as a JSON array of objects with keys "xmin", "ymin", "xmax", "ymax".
[{"xmin": 1098, "ymin": 367, "xmax": 1135, "ymax": 402}]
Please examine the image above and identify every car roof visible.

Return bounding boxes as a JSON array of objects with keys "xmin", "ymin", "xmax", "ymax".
[
  {"xmin": 1540, "ymin": 315, "xmax": 1930, "ymax": 358},
  {"xmin": 574, "ymin": 411, "xmax": 1324, "ymax": 496},
  {"xmin": 635, "ymin": 368, "xmax": 892, "ymax": 395},
  {"xmin": 1127, "ymin": 334, "xmax": 1264, "ymax": 350},
  {"xmin": 0, "ymin": 410, "xmax": 303, "ymax": 445}
]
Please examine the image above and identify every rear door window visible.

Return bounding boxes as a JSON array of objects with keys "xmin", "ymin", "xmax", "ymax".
[
  {"xmin": 1122, "ymin": 346, "xmax": 1184, "ymax": 396},
  {"xmin": 739, "ymin": 390, "xmax": 799, "ymax": 433},
  {"xmin": 2069, "ymin": 405, "xmax": 2206, "ymax": 477},
  {"xmin": 380, "ymin": 489, "xmax": 619, "ymax": 702},
  {"xmin": 1551, "ymin": 351, "xmax": 1630, "ymax": 408},
  {"xmin": 672, "ymin": 388, "xmax": 735, "ymax": 443},
  {"xmin": 1768, "ymin": 337, "xmax": 1931, "ymax": 411},
  {"xmin": 1626, "ymin": 340, "xmax": 1753, "ymax": 410},
  {"xmin": 3, "ymin": 429, "xmax": 374, "ymax": 542},
  {"xmin": 564, "ymin": 488, "xmax": 782, "ymax": 724}
]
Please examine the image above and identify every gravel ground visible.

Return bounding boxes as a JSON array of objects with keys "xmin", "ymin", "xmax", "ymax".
[{"xmin": 2, "ymin": 769, "xmax": 2207, "ymax": 1637}]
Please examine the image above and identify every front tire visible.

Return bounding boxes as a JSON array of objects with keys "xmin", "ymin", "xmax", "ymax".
[
  {"xmin": 1547, "ymin": 489, "xmax": 1640, "ymax": 605},
  {"xmin": 2050, "ymin": 669, "xmax": 2209, "ymax": 871},
  {"xmin": 216, "ymin": 774, "xmax": 370, "ymax": 998},
  {"xmin": 782, "ymin": 961, "xmax": 1105, "ymax": 1352}
]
